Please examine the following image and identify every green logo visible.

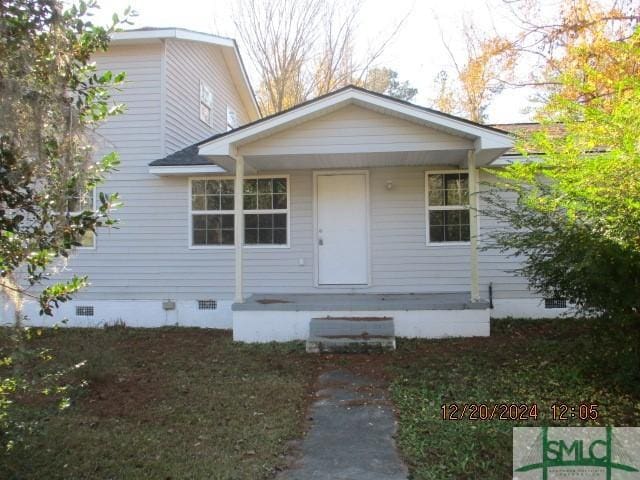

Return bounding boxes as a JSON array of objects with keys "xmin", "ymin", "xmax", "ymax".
[{"xmin": 514, "ymin": 427, "xmax": 640, "ymax": 480}]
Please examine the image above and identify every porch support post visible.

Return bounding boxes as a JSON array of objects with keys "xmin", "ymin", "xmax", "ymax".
[
  {"xmin": 467, "ymin": 150, "xmax": 480, "ymax": 302},
  {"xmin": 234, "ymin": 155, "xmax": 245, "ymax": 303}
]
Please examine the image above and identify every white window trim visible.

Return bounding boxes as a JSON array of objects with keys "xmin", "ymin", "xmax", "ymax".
[
  {"xmin": 425, "ymin": 169, "xmax": 476, "ymax": 247},
  {"xmin": 188, "ymin": 175, "xmax": 291, "ymax": 249},
  {"xmin": 74, "ymin": 188, "xmax": 97, "ymax": 250},
  {"xmin": 199, "ymin": 80, "xmax": 214, "ymax": 128},
  {"xmin": 226, "ymin": 105, "xmax": 237, "ymax": 131}
]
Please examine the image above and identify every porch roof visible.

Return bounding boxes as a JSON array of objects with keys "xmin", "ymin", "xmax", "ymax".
[{"xmin": 149, "ymin": 86, "xmax": 514, "ymax": 175}]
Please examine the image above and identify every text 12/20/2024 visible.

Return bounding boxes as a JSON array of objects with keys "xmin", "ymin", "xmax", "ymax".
[{"xmin": 441, "ymin": 403, "xmax": 599, "ymax": 421}]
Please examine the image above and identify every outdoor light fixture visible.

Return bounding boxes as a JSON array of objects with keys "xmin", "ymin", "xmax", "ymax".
[{"xmin": 386, "ymin": 180, "xmax": 393, "ymax": 190}]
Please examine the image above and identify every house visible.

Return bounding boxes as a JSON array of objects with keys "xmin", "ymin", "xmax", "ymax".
[{"xmin": 1, "ymin": 28, "xmax": 570, "ymax": 341}]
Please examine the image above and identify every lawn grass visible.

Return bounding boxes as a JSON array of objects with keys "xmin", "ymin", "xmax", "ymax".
[
  {"xmin": 1, "ymin": 327, "xmax": 320, "ymax": 479},
  {"xmin": 2, "ymin": 317, "xmax": 639, "ymax": 479},
  {"xmin": 387, "ymin": 317, "xmax": 640, "ymax": 479}
]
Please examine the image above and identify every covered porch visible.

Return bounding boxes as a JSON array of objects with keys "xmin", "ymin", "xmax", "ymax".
[
  {"xmin": 232, "ymin": 292, "xmax": 491, "ymax": 343},
  {"xmin": 149, "ymin": 86, "xmax": 514, "ymax": 341}
]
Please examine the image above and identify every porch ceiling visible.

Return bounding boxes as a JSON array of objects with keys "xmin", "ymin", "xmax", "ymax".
[{"xmin": 211, "ymin": 149, "xmax": 478, "ymax": 173}]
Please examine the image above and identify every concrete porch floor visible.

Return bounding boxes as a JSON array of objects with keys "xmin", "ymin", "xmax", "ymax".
[{"xmin": 232, "ymin": 292, "xmax": 490, "ymax": 312}]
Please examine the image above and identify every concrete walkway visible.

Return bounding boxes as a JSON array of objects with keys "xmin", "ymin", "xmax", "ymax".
[{"xmin": 278, "ymin": 369, "xmax": 408, "ymax": 480}]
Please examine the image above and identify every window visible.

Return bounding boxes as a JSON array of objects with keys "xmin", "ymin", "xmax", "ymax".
[
  {"xmin": 68, "ymin": 188, "xmax": 96, "ymax": 249},
  {"xmin": 191, "ymin": 179, "xmax": 235, "ymax": 246},
  {"xmin": 243, "ymin": 178, "xmax": 288, "ymax": 245},
  {"xmin": 190, "ymin": 177, "xmax": 289, "ymax": 247},
  {"xmin": 199, "ymin": 81, "xmax": 214, "ymax": 127},
  {"xmin": 426, "ymin": 172, "xmax": 470, "ymax": 243},
  {"xmin": 226, "ymin": 105, "xmax": 238, "ymax": 131}
]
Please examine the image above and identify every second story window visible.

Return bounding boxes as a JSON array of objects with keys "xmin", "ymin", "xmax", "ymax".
[
  {"xmin": 199, "ymin": 81, "xmax": 214, "ymax": 127},
  {"xmin": 226, "ymin": 105, "xmax": 238, "ymax": 131}
]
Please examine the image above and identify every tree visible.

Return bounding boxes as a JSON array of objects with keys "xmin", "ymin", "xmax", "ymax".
[
  {"xmin": 0, "ymin": 0, "xmax": 132, "ymax": 451},
  {"xmin": 231, "ymin": 0, "xmax": 411, "ymax": 114},
  {"xmin": 483, "ymin": 27, "xmax": 640, "ymax": 315},
  {"xmin": 433, "ymin": 18, "xmax": 517, "ymax": 123},
  {"xmin": 361, "ymin": 67, "xmax": 417, "ymax": 102},
  {"xmin": 0, "ymin": 0, "xmax": 131, "ymax": 321},
  {"xmin": 502, "ymin": 0, "xmax": 640, "ymax": 102}
]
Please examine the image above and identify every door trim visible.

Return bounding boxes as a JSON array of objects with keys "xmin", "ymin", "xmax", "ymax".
[{"xmin": 312, "ymin": 170, "xmax": 371, "ymax": 287}]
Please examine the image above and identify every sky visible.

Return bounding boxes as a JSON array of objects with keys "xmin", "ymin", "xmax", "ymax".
[{"xmin": 81, "ymin": 0, "xmax": 544, "ymax": 123}]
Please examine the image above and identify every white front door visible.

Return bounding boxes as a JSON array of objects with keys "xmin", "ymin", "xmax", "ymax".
[{"xmin": 316, "ymin": 173, "xmax": 369, "ymax": 285}]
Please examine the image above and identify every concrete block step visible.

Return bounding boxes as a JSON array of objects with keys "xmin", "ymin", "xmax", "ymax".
[
  {"xmin": 310, "ymin": 316, "xmax": 394, "ymax": 338},
  {"xmin": 306, "ymin": 336, "xmax": 396, "ymax": 353},
  {"xmin": 307, "ymin": 316, "xmax": 395, "ymax": 353}
]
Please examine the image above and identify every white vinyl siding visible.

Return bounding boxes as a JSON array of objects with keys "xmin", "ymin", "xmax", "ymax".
[
  {"xmin": 55, "ymin": 165, "xmax": 532, "ymax": 301},
  {"xmin": 47, "ymin": 43, "xmax": 531, "ymax": 304},
  {"xmin": 238, "ymin": 104, "xmax": 474, "ymax": 157},
  {"xmin": 164, "ymin": 39, "xmax": 250, "ymax": 154}
]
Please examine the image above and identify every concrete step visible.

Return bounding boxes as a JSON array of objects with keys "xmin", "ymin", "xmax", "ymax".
[{"xmin": 306, "ymin": 316, "xmax": 395, "ymax": 353}]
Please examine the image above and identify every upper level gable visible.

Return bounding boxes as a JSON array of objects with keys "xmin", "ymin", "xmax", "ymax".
[{"xmin": 93, "ymin": 28, "xmax": 259, "ymax": 158}]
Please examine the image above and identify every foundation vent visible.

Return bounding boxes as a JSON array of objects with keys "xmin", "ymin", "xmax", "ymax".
[
  {"xmin": 198, "ymin": 300, "xmax": 217, "ymax": 310},
  {"xmin": 76, "ymin": 305, "xmax": 94, "ymax": 316},
  {"xmin": 544, "ymin": 298, "xmax": 567, "ymax": 309}
]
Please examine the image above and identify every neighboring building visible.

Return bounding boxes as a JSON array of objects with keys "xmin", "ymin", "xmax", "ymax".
[{"xmin": 1, "ymin": 28, "xmax": 571, "ymax": 341}]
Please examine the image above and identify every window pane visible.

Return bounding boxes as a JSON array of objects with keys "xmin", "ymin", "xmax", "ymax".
[
  {"xmin": 193, "ymin": 229, "xmax": 206, "ymax": 245},
  {"xmin": 221, "ymin": 214, "xmax": 234, "ymax": 229},
  {"xmin": 428, "ymin": 189, "xmax": 444, "ymax": 206},
  {"xmin": 192, "ymin": 195, "xmax": 205, "ymax": 210},
  {"xmin": 79, "ymin": 231, "xmax": 95, "ymax": 248},
  {"xmin": 273, "ymin": 229, "xmax": 287, "ymax": 244},
  {"xmin": 273, "ymin": 213, "xmax": 287, "ymax": 228},
  {"xmin": 258, "ymin": 178, "xmax": 272, "ymax": 193},
  {"xmin": 206, "ymin": 215, "xmax": 220, "ymax": 229},
  {"xmin": 460, "ymin": 224, "xmax": 470, "ymax": 242},
  {"xmin": 193, "ymin": 214, "xmax": 206, "ymax": 229},
  {"xmin": 220, "ymin": 195, "xmax": 234, "ymax": 210},
  {"xmin": 258, "ymin": 214, "xmax": 273, "ymax": 228},
  {"xmin": 445, "ymin": 210, "xmax": 461, "ymax": 225},
  {"xmin": 221, "ymin": 230, "xmax": 234, "ymax": 245},
  {"xmin": 428, "ymin": 174, "xmax": 443, "ymax": 190},
  {"xmin": 244, "ymin": 194, "xmax": 257, "ymax": 210},
  {"xmin": 192, "ymin": 180, "xmax": 205, "ymax": 195},
  {"xmin": 445, "ymin": 224, "xmax": 461, "ymax": 242},
  {"xmin": 207, "ymin": 230, "xmax": 221, "ymax": 245},
  {"xmin": 245, "ymin": 214, "xmax": 258, "ymax": 228},
  {"xmin": 258, "ymin": 194, "xmax": 272, "ymax": 209},
  {"xmin": 206, "ymin": 195, "xmax": 220, "ymax": 210},
  {"xmin": 430, "ymin": 226, "xmax": 444, "ymax": 242},
  {"xmin": 460, "ymin": 209, "xmax": 470, "ymax": 224},
  {"xmin": 445, "ymin": 189, "xmax": 462, "ymax": 206},
  {"xmin": 243, "ymin": 179, "xmax": 257, "ymax": 194},
  {"xmin": 273, "ymin": 194, "xmax": 287, "ymax": 209},
  {"xmin": 221, "ymin": 179, "xmax": 234, "ymax": 194},
  {"xmin": 258, "ymin": 229, "xmax": 273, "ymax": 244},
  {"xmin": 245, "ymin": 228, "xmax": 258, "ymax": 244},
  {"xmin": 444, "ymin": 173, "xmax": 462, "ymax": 190},
  {"xmin": 429, "ymin": 211, "xmax": 444, "ymax": 226},
  {"xmin": 205, "ymin": 180, "xmax": 220, "ymax": 195},
  {"xmin": 273, "ymin": 178, "xmax": 287, "ymax": 193}
]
